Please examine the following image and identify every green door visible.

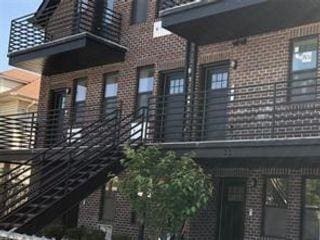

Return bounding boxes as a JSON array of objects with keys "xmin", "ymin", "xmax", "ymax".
[{"xmin": 218, "ymin": 179, "xmax": 246, "ymax": 240}]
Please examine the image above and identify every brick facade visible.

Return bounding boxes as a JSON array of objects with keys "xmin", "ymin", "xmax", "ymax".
[{"xmin": 35, "ymin": 0, "xmax": 320, "ymax": 239}]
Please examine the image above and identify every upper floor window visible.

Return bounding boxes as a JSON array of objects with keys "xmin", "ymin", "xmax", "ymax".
[
  {"xmin": 131, "ymin": 0, "xmax": 148, "ymax": 24},
  {"xmin": 169, "ymin": 73, "xmax": 185, "ymax": 95},
  {"xmin": 263, "ymin": 177, "xmax": 288, "ymax": 238},
  {"xmin": 303, "ymin": 179, "xmax": 320, "ymax": 240},
  {"xmin": 290, "ymin": 37, "xmax": 318, "ymax": 102},
  {"xmin": 103, "ymin": 73, "xmax": 118, "ymax": 116},
  {"xmin": 137, "ymin": 66, "xmax": 154, "ymax": 113},
  {"xmin": 73, "ymin": 78, "xmax": 87, "ymax": 123},
  {"xmin": 210, "ymin": 71, "xmax": 228, "ymax": 90}
]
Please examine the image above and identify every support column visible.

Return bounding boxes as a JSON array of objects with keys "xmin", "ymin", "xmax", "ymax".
[{"xmin": 184, "ymin": 41, "xmax": 198, "ymax": 141}]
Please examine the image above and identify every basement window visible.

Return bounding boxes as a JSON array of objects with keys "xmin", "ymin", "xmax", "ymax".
[
  {"xmin": 303, "ymin": 179, "xmax": 320, "ymax": 240},
  {"xmin": 263, "ymin": 177, "xmax": 288, "ymax": 238}
]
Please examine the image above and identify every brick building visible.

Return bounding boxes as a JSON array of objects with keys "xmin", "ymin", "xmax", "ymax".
[{"xmin": 2, "ymin": 0, "xmax": 320, "ymax": 239}]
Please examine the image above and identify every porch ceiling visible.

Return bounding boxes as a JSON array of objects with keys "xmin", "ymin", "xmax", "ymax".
[{"xmin": 156, "ymin": 138, "xmax": 320, "ymax": 168}]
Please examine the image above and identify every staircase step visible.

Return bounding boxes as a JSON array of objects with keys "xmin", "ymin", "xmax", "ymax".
[
  {"xmin": 0, "ymin": 222, "xmax": 22, "ymax": 229},
  {"xmin": 69, "ymin": 178, "xmax": 86, "ymax": 183},
  {"xmin": 78, "ymin": 171, "xmax": 96, "ymax": 175},
  {"xmin": 54, "ymin": 186, "xmax": 74, "ymax": 192},
  {"xmin": 42, "ymin": 195, "xmax": 63, "ymax": 200},
  {"xmin": 15, "ymin": 213, "xmax": 36, "ymax": 218},
  {"xmin": 29, "ymin": 204, "xmax": 48, "ymax": 209}
]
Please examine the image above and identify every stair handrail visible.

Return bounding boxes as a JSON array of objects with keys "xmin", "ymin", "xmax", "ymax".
[
  {"xmin": 0, "ymin": 110, "xmax": 120, "ymax": 199},
  {"xmin": 0, "ymin": 107, "xmax": 147, "ymax": 218},
  {"xmin": 0, "ymin": 108, "xmax": 119, "ymax": 186},
  {"xmin": 3, "ymin": 110, "xmax": 145, "ymax": 228}
]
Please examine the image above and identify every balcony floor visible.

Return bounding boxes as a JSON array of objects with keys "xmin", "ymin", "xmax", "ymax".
[
  {"xmin": 8, "ymin": 32, "xmax": 127, "ymax": 75},
  {"xmin": 153, "ymin": 137, "xmax": 320, "ymax": 167},
  {"xmin": 161, "ymin": 0, "xmax": 320, "ymax": 45},
  {"xmin": 3, "ymin": 137, "xmax": 320, "ymax": 168}
]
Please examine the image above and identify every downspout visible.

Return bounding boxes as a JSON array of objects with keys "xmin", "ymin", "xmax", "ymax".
[{"xmin": 184, "ymin": 41, "xmax": 198, "ymax": 141}]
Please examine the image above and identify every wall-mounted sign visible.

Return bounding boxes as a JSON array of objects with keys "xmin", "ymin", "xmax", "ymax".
[{"xmin": 153, "ymin": 21, "xmax": 172, "ymax": 38}]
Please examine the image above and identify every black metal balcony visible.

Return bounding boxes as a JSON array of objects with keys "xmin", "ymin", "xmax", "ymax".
[
  {"xmin": 159, "ymin": 0, "xmax": 320, "ymax": 45},
  {"xmin": 3, "ymin": 80, "xmax": 320, "ymax": 152},
  {"xmin": 0, "ymin": 103, "xmax": 119, "ymax": 150},
  {"xmin": 8, "ymin": 0, "xmax": 126, "ymax": 75},
  {"xmin": 147, "ymin": 78, "xmax": 320, "ymax": 143}
]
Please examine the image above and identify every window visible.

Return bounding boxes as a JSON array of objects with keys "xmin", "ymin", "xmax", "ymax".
[
  {"xmin": 205, "ymin": 64, "xmax": 229, "ymax": 91},
  {"xmin": 290, "ymin": 37, "xmax": 318, "ymax": 102},
  {"xmin": 131, "ymin": 0, "xmax": 148, "ymax": 24},
  {"xmin": 73, "ymin": 78, "xmax": 87, "ymax": 123},
  {"xmin": 303, "ymin": 179, "xmax": 320, "ymax": 240},
  {"xmin": 169, "ymin": 75, "xmax": 185, "ymax": 95},
  {"xmin": 103, "ymin": 73, "xmax": 118, "ymax": 116},
  {"xmin": 210, "ymin": 71, "xmax": 228, "ymax": 90},
  {"xmin": 137, "ymin": 66, "xmax": 154, "ymax": 113},
  {"xmin": 263, "ymin": 177, "xmax": 288, "ymax": 238}
]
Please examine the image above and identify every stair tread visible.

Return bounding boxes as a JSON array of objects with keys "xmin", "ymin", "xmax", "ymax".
[
  {"xmin": 42, "ymin": 195, "xmax": 63, "ymax": 199},
  {"xmin": 15, "ymin": 213, "xmax": 36, "ymax": 218},
  {"xmin": 0, "ymin": 222, "xmax": 22, "ymax": 228}
]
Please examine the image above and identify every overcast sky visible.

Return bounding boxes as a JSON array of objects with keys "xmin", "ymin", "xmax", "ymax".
[{"xmin": 0, "ymin": 0, "xmax": 42, "ymax": 72}]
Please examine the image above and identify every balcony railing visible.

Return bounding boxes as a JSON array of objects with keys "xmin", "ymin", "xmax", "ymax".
[
  {"xmin": 2, "ymin": 80, "xmax": 320, "ymax": 150},
  {"xmin": 8, "ymin": 0, "xmax": 122, "ymax": 54},
  {"xmin": 159, "ymin": 0, "xmax": 200, "ymax": 11},
  {"xmin": 0, "ymin": 103, "xmax": 118, "ymax": 150},
  {"xmin": 147, "ymin": 78, "xmax": 320, "ymax": 142}
]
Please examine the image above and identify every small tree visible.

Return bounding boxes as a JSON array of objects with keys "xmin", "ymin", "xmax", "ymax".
[{"xmin": 119, "ymin": 146, "xmax": 213, "ymax": 240}]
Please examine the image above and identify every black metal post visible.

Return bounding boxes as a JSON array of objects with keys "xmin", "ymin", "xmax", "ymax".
[{"xmin": 271, "ymin": 82, "xmax": 277, "ymax": 138}]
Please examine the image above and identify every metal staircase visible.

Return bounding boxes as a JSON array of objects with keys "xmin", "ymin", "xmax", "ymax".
[{"xmin": 0, "ymin": 107, "xmax": 147, "ymax": 234}]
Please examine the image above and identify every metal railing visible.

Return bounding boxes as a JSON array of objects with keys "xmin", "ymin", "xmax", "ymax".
[
  {"xmin": 147, "ymin": 78, "xmax": 320, "ymax": 142},
  {"xmin": 2, "ymin": 79, "xmax": 320, "ymax": 149},
  {"xmin": 8, "ymin": 0, "xmax": 122, "ymax": 54},
  {"xmin": 0, "ymin": 103, "xmax": 118, "ymax": 150},
  {"xmin": 159, "ymin": 0, "xmax": 200, "ymax": 11},
  {"xmin": 0, "ymin": 107, "xmax": 147, "ymax": 229}
]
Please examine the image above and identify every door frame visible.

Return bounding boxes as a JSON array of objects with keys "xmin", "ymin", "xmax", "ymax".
[
  {"xmin": 216, "ymin": 177, "xmax": 247, "ymax": 240},
  {"xmin": 200, "ymin": 61, "xmax": 231, "ymax": 140},
  {"xmin": 158, "ymin": 69, "xmax": 186, "ymax": 141}
]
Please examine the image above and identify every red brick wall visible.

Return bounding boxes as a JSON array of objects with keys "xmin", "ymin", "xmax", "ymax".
[{"xmin": 36, "ymin": 0, "xmax": 320, "ymax": 239}]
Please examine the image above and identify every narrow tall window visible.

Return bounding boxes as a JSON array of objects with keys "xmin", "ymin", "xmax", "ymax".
[
  {"xmin": 303, "ymin": 179, "xmax": 320, "ymax": 240},
  {"xmin": 290, "ymin": 37, "xmax": 318, "ymax": 102},
  {"xmin": 73, "ymin": 78, "xmax": 87, "ymax": 123},
  {"xmin": 131, "ymin": 0, "xmax": 148, "ymax": 24},
  {"xmin": 100, "ymin": 184, "xmax": 116, "ymax": 223},
  {"xmin": 103, "ymin": 73, "xmax": 118, "ymax": 116},
  {"xmin": 263, "ymin": 177, "xmax": 288, "ymax": 238},
  {"xmin": 137, "ymin": 66, "xmax": 154, "ymax": 114}
]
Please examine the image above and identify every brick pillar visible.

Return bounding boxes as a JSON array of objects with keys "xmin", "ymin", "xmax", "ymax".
[
  {"xmin": 286, "ymin": 171, "xmax": 302, "ymax": 240},
  {"xmin": 244, "ymin": 171, "xmax": 264, "ymax": 240}
]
